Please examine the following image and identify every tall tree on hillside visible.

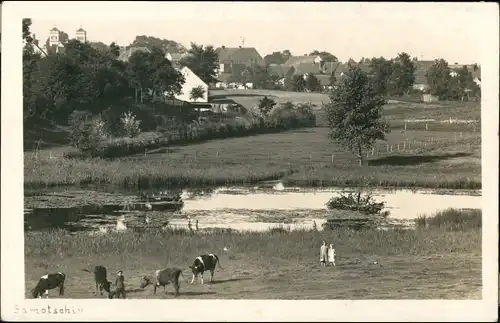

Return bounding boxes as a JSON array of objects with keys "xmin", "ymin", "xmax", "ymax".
[
  {"xmin": 425, "ymin": 59, "xmax": 451, "ymax": 100},
  {"xmin": 127, "ymin": 47, "xmax": 185, "ymax": 103},
  {"xmin": 30, "ymin": 54, "xmax": 85, "ymax": 121},
  {"xmin": 179, "ymin": 42, "xmax": 219, "ymax": 84},
  {"xmin": 389, "ymin": 52, "xmax": 415, "ymax": 96},
  {"xmin": 127, "ymin": 50, "xmax": 153, "ymax": 103},
  {"xmin": 309, "ymin": 50, "xmax": 338, "ymax": 62},
  {"xmin": 305, "ymin": 73, "xmax": 322, "ymax": 92},
  {"xmin": 23, "ymin": 18, "xmax": 41, "ymax": 119},
  {"xmin": 325, "ymin": 65, "xmax": 390, "ymax": 166},
  {"xmin": 369, "ymin": 57, "xmax": 393, "ymax": 96}
]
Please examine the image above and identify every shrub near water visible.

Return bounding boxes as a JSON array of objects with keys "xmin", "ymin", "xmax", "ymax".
[{"xmin": 415, "ymin": 208, "xmax": 482, "ymax": 231}]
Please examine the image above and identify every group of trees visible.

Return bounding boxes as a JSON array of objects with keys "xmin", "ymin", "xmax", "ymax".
[
  {"xmin": 425, "ymin": 59, "xmax": 480, "ymax": 100},
  {"xmin": 22, "ymin": 19, "xmax": 224, "ymax": 125},
  {"xmin": 368, "ymin": 52, "xmax": 416, "ymax": 96}
]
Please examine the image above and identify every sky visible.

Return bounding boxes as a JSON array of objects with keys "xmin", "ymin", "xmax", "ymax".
[{"xmin": 11, "ymin": 2, "xmax": 493, "ymax": 64}]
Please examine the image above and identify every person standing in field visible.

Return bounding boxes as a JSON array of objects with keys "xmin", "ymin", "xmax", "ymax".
[
  {"xmin": 328, "ymin": 244, "xmax": 336, "ymax": 267},
  {"xmin": 320, "ymin": 241, "xmax": 327, "ymax": 267},
  {"xmin": 114, "ymin": 270, "xmax": 126, "ymax": 299}
]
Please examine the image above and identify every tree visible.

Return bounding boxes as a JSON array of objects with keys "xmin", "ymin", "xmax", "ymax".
[
  {"xmin": 309, "ymin": 50, "xmax": 338, "ymax": 62},
  {"xmin": 425, "ymin": 59, "xmax": 451, "ymax": 100},
  {"xmin": 369, "ymin": 57, "xmax": 393, "ymax": 96},
  {"xmin": 189, "ymin": 85, "xmax": 206, "ymax": 102},
  {"xmin": 264, "ymin": 51, "xmax": 286, "ymax": 65},
  {"xmin": 147, "ymin": 47, "xmax": 185, "ymax": 99},
  {"xmin": 305, "ymin": 73, "xmax": 322, "ymax": 92},
  {"xmin": 179, "ymin": 42, "xmax": 219, "ymax": 84},
  {"xmin": 131, "ymin": 35, "xmax": 186, "ymax": 53},
  {"xmin": 127, "ymin": 50, "xmax": 152, "ymax": 103},
  {"xmin": 258, "ymin": 96, "xmax": 277, "ymax": 118},
  {"xmin": 251, "ymin": 65, "xmax": 274, "ymax": 89},
  {"xmin": 23, "ymin": 18, "xmax": 41, "ymax": 119},
  {"xmin": 389, "ymin": 52, "xmax": 415, "ymax": 95},
  {"xmin": 325, "ymin": 65, "xmax": 390, "ymax": 166},
  {"xmin": 286, "ymin": 75, "xmax": 306, "ymax": 92}
]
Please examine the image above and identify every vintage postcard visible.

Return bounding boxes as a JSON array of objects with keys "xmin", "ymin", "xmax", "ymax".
[{"xmin": 1, "ymin": 1, "xmax": 499, "ymax": 321}]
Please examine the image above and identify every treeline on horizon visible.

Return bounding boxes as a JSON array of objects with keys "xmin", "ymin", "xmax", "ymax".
[{"xmin": 23, "ymin": 18, "xmax": 481, "ymax": 125}]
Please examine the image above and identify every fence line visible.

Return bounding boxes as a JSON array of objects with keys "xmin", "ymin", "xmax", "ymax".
[{"xmin": 144, "ymin": 132, "xmax": 479, "ymax": 164}]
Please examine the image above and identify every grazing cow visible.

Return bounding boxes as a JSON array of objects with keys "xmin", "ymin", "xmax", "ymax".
[
  {"xmin": 81, "ymin": 265, "xmax": 112, "ymax": 296},
  {"xmin": 140, "ymin": 268, "xmax": 184, "ymax": 297},
  {"xmin": 189, "ymin": 253, "xmax": 222, "ymax": 285},
  {"xmin": 32, "ymin": 272, "xmax": 66, "ymax": 298}
]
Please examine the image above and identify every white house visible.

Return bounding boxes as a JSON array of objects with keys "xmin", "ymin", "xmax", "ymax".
[{"xmin": 171, "ymin": 66, "xmax": 209, "ymax": 103}]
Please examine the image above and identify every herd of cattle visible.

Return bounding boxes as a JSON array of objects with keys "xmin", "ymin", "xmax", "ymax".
[{"xmin": 30, "ymin": 254, "xmax": 222, "ymax": 299}]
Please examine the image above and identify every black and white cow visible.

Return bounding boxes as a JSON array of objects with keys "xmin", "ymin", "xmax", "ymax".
[
  {"xmin": 82, "ymin": 265, "xmax": 112, "ymax": 296},
  {"xmin": 189, "ymin": 254, "xmax": 222, "ymax": 285},
  {"xmin": 32, "ymin": 272, "xmax": 66, "ymax": 298},
  {"xmin": 140, "ymin": 268, "xmax": 184, "ymax": 297}
]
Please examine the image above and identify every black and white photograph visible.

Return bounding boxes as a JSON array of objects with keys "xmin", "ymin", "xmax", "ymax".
[{"xmin": 1, "ymin": 1, "xmax": 498, "ymax": 321}]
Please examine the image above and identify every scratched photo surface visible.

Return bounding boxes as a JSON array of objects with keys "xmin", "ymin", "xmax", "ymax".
[{"xmin": 2, "ymin": 1, "xmax": 499, "ymax": 321}]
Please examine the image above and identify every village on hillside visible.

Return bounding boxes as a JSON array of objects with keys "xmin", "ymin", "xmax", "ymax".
[{"xmin": 25, "ymin": 25, "xmax": 482, "ymax": 113}]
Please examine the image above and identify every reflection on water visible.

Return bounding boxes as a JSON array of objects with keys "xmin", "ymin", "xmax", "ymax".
[{"xmin": 24, "ymin": 184, "xmax": 481, "ymax": 233}]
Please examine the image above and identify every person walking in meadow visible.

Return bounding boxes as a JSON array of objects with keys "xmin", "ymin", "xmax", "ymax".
[
  {"xmin": 328, "ymin": 244, "xmax": 336, "ymax": 267},
  {"xmin": 114, "ymin": 270, "xmax": 126, "ymax": 299},
  {"xmin": 320, "ymin": 241, "xmax": 327, "ymax": 267}
]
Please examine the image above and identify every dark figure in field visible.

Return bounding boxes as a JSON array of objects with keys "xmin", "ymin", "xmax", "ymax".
[
  {"xmin": 81, "ymin": 265, "xmax": 112, "ymax": 296},
  {"xmin": 109, "ymin": 270, "xmax": 126, "ymax": 298},
  {"xmin": 319, "ymin": 241, "xmax": 327, "ymax": 267},
  {"xmin": 189, "ymin": 253, "xmax": 222, "ymax": 284},
  {"xmin": 140, "ymin": 268, "xmax": 184, "ymax": 297},
  {"xmin": 32, "ymin": 272, "xmax": 65, "ymax": 298}
]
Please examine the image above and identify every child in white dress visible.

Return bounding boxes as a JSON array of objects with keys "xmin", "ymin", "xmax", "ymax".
[{"xmin": 328, "ymin": 244, "xmax": 336, "ymax": 267}]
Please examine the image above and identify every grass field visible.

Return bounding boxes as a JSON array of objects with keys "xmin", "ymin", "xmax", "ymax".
[
  {"xmin": 24, "ymin": 210, "xmax": 482, "ymax": 299},
  {"xmin": 24, "ymin": 127, "xmax": 481, "ymax": 189},
  {"xmin": 23, "ymin": 90, "xmax": 481, "ymax": 189}
]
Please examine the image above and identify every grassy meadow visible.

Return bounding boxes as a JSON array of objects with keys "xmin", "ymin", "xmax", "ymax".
[
  {"xmin": 24, "ymin": 127, "xmax": 481, "ymax": 189},
  {"xmin": 24, "ymin": 209, "xmax": 482, "ymax": 299},
  {"xmin": 23, "ymin": 91, "xmax": 481, "ymax": 190}
]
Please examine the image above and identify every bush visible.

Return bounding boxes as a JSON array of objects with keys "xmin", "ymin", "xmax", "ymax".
[
  {"xmin": 415, "ymin": 208, "xmax": 481, "ymax": 231},
  {"xmin": 326, "ymin": 190, "xmax": 388, "ymax": 216},
  {"xmin": 120, "ymin": 111, "xmax": 142, "ymax": 138},
  {"xmin": 89, "ymin": 103, "xmax": 317, "ymax": 159},
  {"xmin": 68, "ymin": 112, "xmax": 108, "ymax": 157}
]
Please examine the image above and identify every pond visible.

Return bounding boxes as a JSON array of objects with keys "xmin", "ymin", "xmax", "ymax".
[{"xmin": 24, "ymin": 183, "xmax": 482, "ymax": 233}]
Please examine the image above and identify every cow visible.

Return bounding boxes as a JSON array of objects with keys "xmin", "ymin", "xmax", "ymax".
[
  {"xmin": 189, "ymin": 254, "xmax": 222, "ymax": 285},
  {"xmin": 32, "ymin": 272, "xmax": 66, "ymax": 298},
  {"xmin": 140, "ymin": 268, "xmax": 184, "ymax": 297},
  {"xmin": 81, "ymin": 265, "xmax": 112, "ymax": 296}
]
